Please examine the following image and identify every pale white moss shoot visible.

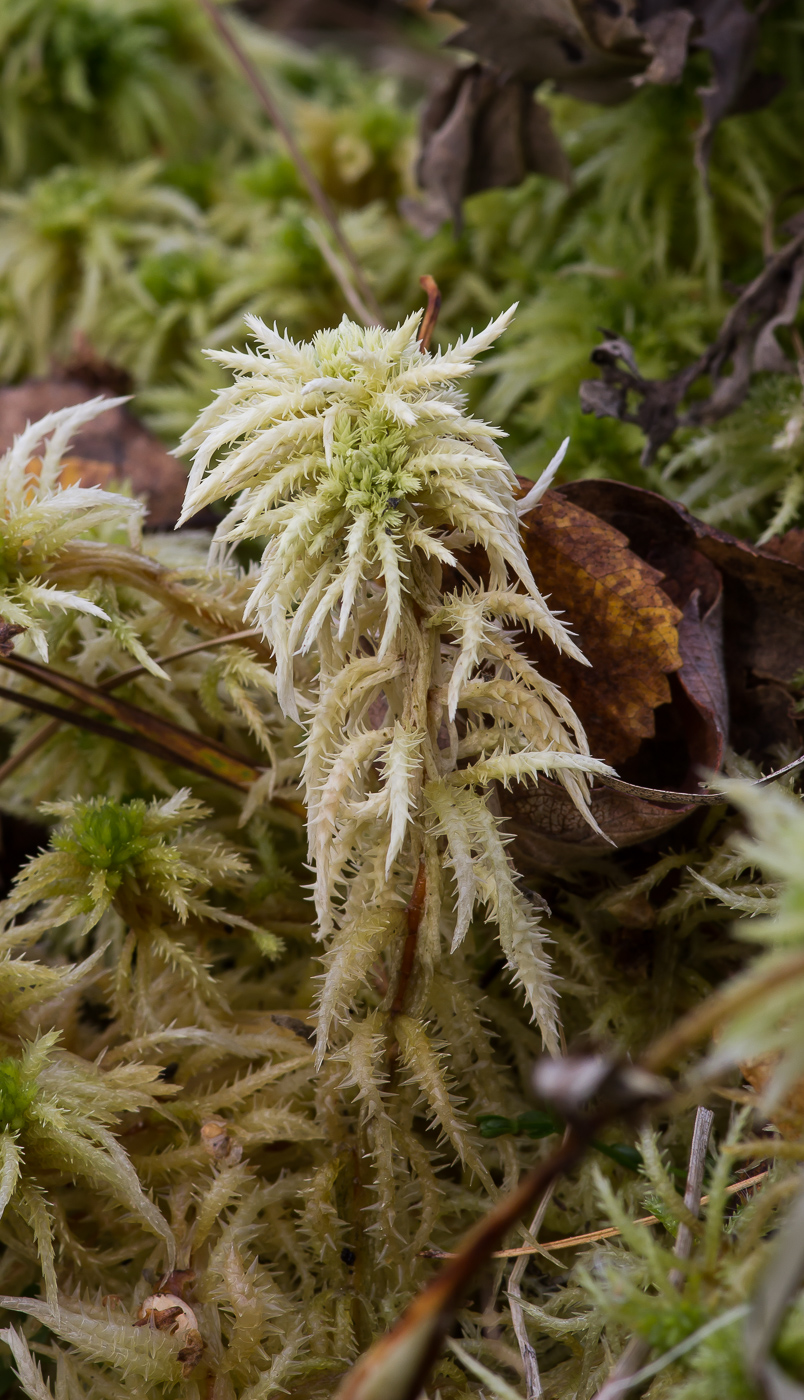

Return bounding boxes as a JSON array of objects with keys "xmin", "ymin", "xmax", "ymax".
[{"xmin": 179, "ymin": 309, "xmax": 613, "ymax": 1057}]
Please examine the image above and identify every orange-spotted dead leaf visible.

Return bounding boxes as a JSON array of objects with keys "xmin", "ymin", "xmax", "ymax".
[
  {"xmin": 518, "ymin": 488, "xmax": 683, "ymax": 767},
  {"xmin": 451, "ymin": 482, "xmax": 712, "ymax": 862},
  {"xmin": 498, "ymin": 482, "xmax": 727, "ymax": 863},
  {"xmin": 566, "ymin": 478, "xmax": 804, "ymax": 762},
  {"xmin": 501, "ymin": 478, "xmax": 804, "ymax": 865}
]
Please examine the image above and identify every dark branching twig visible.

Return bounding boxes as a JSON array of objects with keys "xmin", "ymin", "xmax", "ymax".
[
  {"xmin": 334, "ymin": 968, "xmax": 803, "ymax": 1400},
  {"xmin": 0, "ymin": 652, "xmax": 259, "ymax": 789},
  {"xmin": 0, "ymin": 681, "xmax": 243, "ymax": 790},
  {"xmin": 580, "ymin": 230, "xmax": 804, "ymax": 463}
]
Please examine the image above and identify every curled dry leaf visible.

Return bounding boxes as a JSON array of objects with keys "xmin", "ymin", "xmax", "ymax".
[
  {"xmin": 0, "ymin": 377, "xmax": 189, "ymax": 528},
  {"xmin": 432, "ymin": 0, "xmax": 649, "ymax": 107},
  {"xmin": 580, "ymin": 229, "xmax": 804, "ymax": 463},
  {"xmin": 417, "ymin": 0, "xmax": 777, "ymax": 229},
  {"xmin": 573, "ymin": 479, "xmax": 804, "ymax": 756},
  {"xmin": 500, "ymin": 479, "xmax": 804, "ymax": 864},
  {"xmin": 402, "ymin": 63, "xmax": 571, "ymax": 236},
  {"xmin": 517, "ymin": 490, "xmax": 684, "ymax": 768}
]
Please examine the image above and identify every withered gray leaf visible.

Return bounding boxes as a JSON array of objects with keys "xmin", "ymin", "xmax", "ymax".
[
  {"xmin": 433, "ymin": 0, "xmax": 646, "ymax": 102},
  {"xmin": 427, "ymin": 0, "xmax": 778, "ymax": 202},
  {"xmin": 402, "ymin": 63, "xmax": 570, "ymax": 235},
  {"xmin": 635, "ymin": 10, "xmax": 696, "ymax": 86}
]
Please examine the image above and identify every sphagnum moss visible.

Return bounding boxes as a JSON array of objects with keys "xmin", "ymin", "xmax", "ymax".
[
  {"xmin": 178, "ymin": 310, "xmax": 612, "ymax": 1062},
  {"xmin": 0, "ymin": 318, "xmax": 801, "ymax": 1400}
]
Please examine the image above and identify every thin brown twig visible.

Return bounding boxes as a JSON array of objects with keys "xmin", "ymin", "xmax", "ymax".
[
  {"xmin": 0, "ymin": 651, "xmax": 305, "ymax": 816},
  {"xmin": 391, "ymin": 859, "xmax": 427, "ymax": 1017},
  {"xmin": 0, "ymin": 721, "xmax": 60, "ymax": 789},
  {"xmin": 596, "ymin": 750, "xmax": 804, "ymax": 807},
  {"xmin": 593, "ymin": 1107, "xmax": 714, "ymax": 1400},
  {"xmin": 0, "ymin": 628, "xmax": 263, "ymax": 790},
  {"xmin": 0, "ymin": 652, "xmax": 256, "ymax": 778},
  {"xmin": 195, "ymin": 0, "xmax": 384, "ymax": 328},
  {"xmin": 334, "ymin": 924, "xmax": 794, "ymax": 1400},
  {"xmin": 0, "ymin": 682, "xmax": 243, "ymax": 788},
  {"xmin": 335, "ymin": 1125, "xmax": 592, "ymax": 1400},
  {"xmin": 108, "ymin": 628, "xmax": 263, "ymax": 690},
  {"xmin": 304, "ymin": 219, "xmax": 380, "ymax": 328},
  {"xmin": 421, "ymin": 1169, "xmax": 770, "ymax": 1261}
]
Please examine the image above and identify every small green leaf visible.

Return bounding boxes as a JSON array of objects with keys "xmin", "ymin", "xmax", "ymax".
[
  {"xmin": 592, "ymin": 1141, "xmax": 644, "ymax": 1172},
  {"xmin": 476, "ymin": 1110, "xmax": 562, "ymax": 1140},
  {"xmin": 517, "ymin": 1110, "xmax": 562, "ymax": 1139},
  {"xmin": 477, "ymin": 1114, "xmax": 517, "ymax": 1139}
]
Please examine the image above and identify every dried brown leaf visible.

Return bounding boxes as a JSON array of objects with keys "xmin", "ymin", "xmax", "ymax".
[
  {"xmin": 518, "ymin": 489, "xmax": 683, "ymax": 767},
  {"xmin": 402, "ymin": 64, "xmax": 570, "ymax": 235},
  {"xmin": 0, "ymin": 379, "xmax": 188, "ymax": 528},
  {"xmin": 500, "ymin": 481, "xmax": 804, "ymax": 862},
  {"xmin": 569, "ymin": 480, "xmax": 804, "ymax": 759},
  {"xmin": 429, "ymin": 0, "xmax": 775, "ymax": 182},
  {"xmin": 432, "ymin": 0, "xmax": 646, "ymax": 103}
]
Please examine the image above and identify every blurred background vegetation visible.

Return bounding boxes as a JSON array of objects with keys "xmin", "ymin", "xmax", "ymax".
[{"xmin": 1, "ymin": 0, "xmax": 803, "ymax": 541}]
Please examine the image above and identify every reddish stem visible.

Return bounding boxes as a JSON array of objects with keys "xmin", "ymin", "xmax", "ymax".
[
  {"xmin": 417, "ymin": 276, "xmax": 442, "ymax": 352},
  {"xmin": 391, "ymin": 859, "xmax": 427, "ymax": 1017}
]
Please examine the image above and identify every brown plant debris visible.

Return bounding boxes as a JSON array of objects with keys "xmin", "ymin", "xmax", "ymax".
[
  {"xmin": 0, "ymin": 624, "xmax": 25, "ymax": 658},
  {"xmin": 333, "ymin": 1054, "xmax": 669, "ymax": 1400},
  {"xmin": 500, "ymin": 479, "xmax": 804, "ymax": 862},
  {"xmin": 418, "ymin": 0, "xmax": 779, "ymax": 228},
  {"xmin": 403, "ymin": 63, "xmax": 571, "ymax": 235},
  {"xmin": 518, "ymin": 489, "xmax": 683, "ymax": 768},
  {"xmin": 0, "ymin": 652, "xmax": 262, "ymax": 792},
  {"xmin": 0, "ymin": 378, "xmax": 189, "ymax": 527},
  {"xmin": 416, "ymin": 274, "xmax": 442, "ymax": 352}
]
